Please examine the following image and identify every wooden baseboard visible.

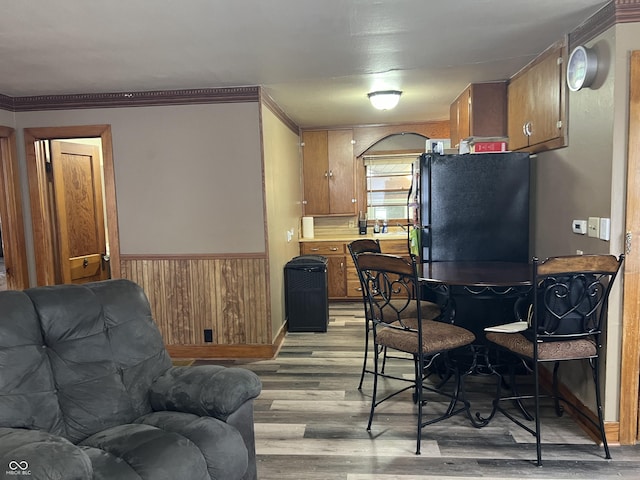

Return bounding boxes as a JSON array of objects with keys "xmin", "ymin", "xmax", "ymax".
[
  {"xmin": 539, "ymin": 368, "xmax": 621, "ymax": 444},
  {"xmin": 166, "ymin": 321, "xmax": 289, "ymax": 360}
]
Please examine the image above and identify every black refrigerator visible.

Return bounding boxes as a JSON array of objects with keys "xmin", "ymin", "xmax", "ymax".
[{"xmin": 409, "ymin": 152, "xmax": 531, "ymax": 263}]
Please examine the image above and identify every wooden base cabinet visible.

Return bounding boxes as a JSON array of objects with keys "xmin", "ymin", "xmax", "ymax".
[
  {"xmin": 302, "ymin": 129, "xmax": 357, "ymax": 216},
  {"xmin": 302, "ymin": 238, "xmax": 410, "ymax": 300},
  {"xmin": 300, "ymin": 242, "xmax": 347, "ymax": 298},
  {"xmin": 344, "ymin": 238, "xmax": 411, "ymax": 299}
]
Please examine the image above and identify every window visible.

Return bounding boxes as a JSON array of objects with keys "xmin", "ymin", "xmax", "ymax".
[{"xmin": 364, "ymin": 155, "xmax": 416, "ymax": 224}]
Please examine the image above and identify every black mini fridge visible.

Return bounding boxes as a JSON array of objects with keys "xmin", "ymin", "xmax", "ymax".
[{"xmin": 284, "ymin": 255, "xmax": 329, "ymax": 332}]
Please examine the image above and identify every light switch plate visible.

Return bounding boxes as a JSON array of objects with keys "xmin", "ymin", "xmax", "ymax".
[
  {"xmin": 599, "ymin": 217, "xmax": 610, "ymax": 241},
  {"xmin": 588, "ymin": 217, "xmax": 600, "ymax": 238}
]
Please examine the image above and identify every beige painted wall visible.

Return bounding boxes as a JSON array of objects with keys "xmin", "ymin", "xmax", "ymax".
[
  {"xmin": 14, "ymin": 103, "xmax": 265, "ymax": 255},
  {"xmin": 533, "ymin": 23, "xmax": 640, "ymax": 420},
  {"xmin": 0, "ymin": 109, "xmax": 14, "ymax": 125},
  {"xmin": 261, "ymin": 105, "xmax": 303, "ymax": 339}
]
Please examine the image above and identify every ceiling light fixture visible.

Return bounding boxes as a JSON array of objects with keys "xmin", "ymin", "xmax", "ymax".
[{"xmin": 368, "ymin": 90, "xmax": 402, "ymax": 110}]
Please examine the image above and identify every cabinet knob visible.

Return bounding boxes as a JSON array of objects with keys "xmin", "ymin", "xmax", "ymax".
[
  {"xmin": 328, "ymin": 170, "xmax": 333, "ymax": 178},
  {"xmin": 329, "ymin": 247, "xmax": 338, "ymax": 251},
  {"xmin": 324, "ymin": 171, "xmax": 328, "ymax": 178},
  {"xmin": 523, "ymin": 122, "xmax": 532, "ymax": 137}
]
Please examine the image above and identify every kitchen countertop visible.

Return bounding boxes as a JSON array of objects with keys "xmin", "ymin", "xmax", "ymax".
[{"xmin": 299, "ymin": 232, "xmax": 407, "ymax": 242}]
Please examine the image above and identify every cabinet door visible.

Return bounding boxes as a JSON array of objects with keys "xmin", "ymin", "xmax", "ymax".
[
  {"xmin": 327, "ymin": 129, "xmax": 356, "ymax": 215},
  {"xmin": 528, "ymin": 45, "xmax": 564, "ymax": 147},
  {"xmin": 302, "ymin": 130, "xmax": 329, "ymax": 215},
  {"xmin": 327, "ymin": 255, "xmax": 347, "ymax": 298},
  {"xmin": 380, "ymin": 239, "xmax": 410, "ymax": 257},
  {"xmin": 451, "ymin": 83, "xmax": 506, "ymax": 148},
  {"xmin": 507, "ymin": 73, "xmax": 532, "ymax": 151},
  {"xmin": 457, "ymin": 88, "xmax": 471, "ymax": 142},
  {"xmin": 507, "ymin": 41, "xmax": 566, "ymax": 152},
  {"xmin": 469, "ymin": 82, "xmax": 507, "ymax": 138},
  {"xmin": 449, "ymin": 101, "xmax": 460, "ymax": 148}
]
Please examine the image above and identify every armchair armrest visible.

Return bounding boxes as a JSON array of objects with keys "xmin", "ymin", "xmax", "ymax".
[
  {"xmin": 149, "ymin": 365, "xmax": 262, "ymax": 421},
  {"xmin": 0, "ymin": 427, "xmax": 92, "ymax": 479}
]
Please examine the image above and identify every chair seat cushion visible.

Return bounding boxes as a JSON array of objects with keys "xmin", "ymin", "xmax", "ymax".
[
  {"xmin": 486, "ymin": 332, "xmax": 597, "ymax": 361},
  {"xmin": 376, "ymin": 319, "xmax": 475, "ymax": 355}
]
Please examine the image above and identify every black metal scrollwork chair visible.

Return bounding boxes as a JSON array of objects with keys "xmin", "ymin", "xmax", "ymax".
[
  {"xmin": 485, "ymin": 254, "xmax": 624, "ymax": 466},
  {"xmin": 348, "ymin": 239, "xmax": 441, "ymax": 390},
  {"xmin": 355, "ymin": 252, "xmax": 475, "ymax": 454}
]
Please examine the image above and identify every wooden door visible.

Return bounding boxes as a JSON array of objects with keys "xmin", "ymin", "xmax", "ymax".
[
  {"xmin": 50, "ymin": 141, "xmax": 109, "ymax": 284},
  {"xmin": 327, "ymin": 129, "xmax": 356, "ymax": 215},
  {"xmin": 0, "ymin": 127, "xmax": 29, "ymax": 289},
  {"xmin": 302, "ymin": 130, "xmax": 329, "ymax": 215},
  {"xmin": 620, "ymin": 50, "xmax": 640, "ymax": 445}
]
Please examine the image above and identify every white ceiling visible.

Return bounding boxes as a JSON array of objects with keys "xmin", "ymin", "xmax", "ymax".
[{"xmin": 0, "ymin": 0, "xmax": 608, "ymax": 128}]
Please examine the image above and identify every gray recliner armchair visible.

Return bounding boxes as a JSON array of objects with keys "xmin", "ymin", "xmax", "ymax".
[{"xmin": 0, "ymin": 279, "xmax": 261, "ymax": 480}]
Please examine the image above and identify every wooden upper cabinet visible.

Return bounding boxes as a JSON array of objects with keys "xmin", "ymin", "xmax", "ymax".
[
  {"xmin": 302, "ymin": 129, "xmax": 356, "ymax": 216},
  {"xmin": 449, "ymin": 82, "xmax": 507, "ymax": 148},
  {"xmin": 301, "ymin": 130, "xmax": 329, "ymax": 214},
  {"xmin": 508, "ymin": 39, "xmax": 567, "ymax": 152}
]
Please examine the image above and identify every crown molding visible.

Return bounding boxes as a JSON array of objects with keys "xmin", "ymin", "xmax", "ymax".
[
  {"xmin": 615, "ymin": 0, "xmax": 640, "ymax": 22},
  {"xmin": 0, "ymin": 94, "xmax": 13, "ymax": 111},
  {"xmin": 5, "ymin": 86, "xmax": 260, "ymax": 112},
  {"xmin": 2, "ymin": 1, "xmax": 639, "ymax": 115},
  {"xmin": 569, "ymin": 0, "xmax": 640, "ymax": 48}
]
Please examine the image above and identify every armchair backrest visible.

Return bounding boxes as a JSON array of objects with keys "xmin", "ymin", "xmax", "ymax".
[
  {"xmin": 348, "ymin": 239, "xmax": 382, "ymax": 319},
  {"xmin": 355, "ymin": 252, "xmax": 421, "ymax": 329},
  {"xmin": 0, "ymin": 279, "xmax": 172, "ymax": 443},
  {"xmin": 531, "ymin": 254, "xmax": 623, "ymax": 340},
  {"xmin": 347, "ymin": 238, "xmax": 381, "ymax": 258}
]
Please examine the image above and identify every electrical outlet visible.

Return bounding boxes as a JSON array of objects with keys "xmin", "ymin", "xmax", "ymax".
[
  {"xmin": 204, "ymin": 329, "xmax": 213, "ymax": 343},
  {"xmin": 588, "ymin": 217, "xmax": 600, "ymax": 238}
]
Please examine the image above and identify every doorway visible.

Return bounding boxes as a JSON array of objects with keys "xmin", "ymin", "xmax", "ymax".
[
  {"xmin": 0, "ymin": 126, "xmax": 29, "ymax": 290},
  {"xmin": 24, "ymin": 125, "xmax": 120, "ymax": 286},
  {"xmin": 619, "ymin": 50, "xmax": 640, "ymax": 444}
]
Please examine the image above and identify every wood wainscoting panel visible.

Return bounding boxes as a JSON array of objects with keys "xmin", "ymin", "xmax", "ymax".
[{"xmin": 120, "ymin": 255, "xmax": 271, "ymax": 350}]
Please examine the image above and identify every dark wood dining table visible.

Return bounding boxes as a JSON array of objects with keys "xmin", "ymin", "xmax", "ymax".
[
  {"xmin": 418, "ymin": 260, "xmax": 535, "ymax": 427},
  {"xmin": 419, "ymin": 261, "xmax": 532, "ymax": 289},
  {"xmin": 418, "ymin": 260, "xmax": 533, "ymax": 357}
]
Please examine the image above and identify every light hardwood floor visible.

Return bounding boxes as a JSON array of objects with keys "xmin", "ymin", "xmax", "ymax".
[{"xmin": 195, "ymin": 303, "xmax": 640, "ymax": 479}]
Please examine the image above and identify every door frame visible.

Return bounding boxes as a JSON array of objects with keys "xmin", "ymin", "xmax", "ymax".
[
  {"xmin": 24, "ymin": 125, "xmax": 120, "ymax": 285},
  {"xmin": 0, "ymin": 126, "xmax": 29, "ymax": 289},
  {"xmin": 620, "ymin": 51, "xmax": 640, "ymax": 444}
]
